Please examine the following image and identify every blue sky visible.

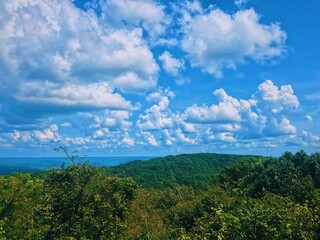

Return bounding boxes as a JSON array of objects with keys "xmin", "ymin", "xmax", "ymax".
[{"xmin": 0, "ymin": 0, "xmax": 319, "ymax": 157}]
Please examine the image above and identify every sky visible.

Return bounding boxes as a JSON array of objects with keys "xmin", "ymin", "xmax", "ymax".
[{"xmin": 0, "ymin": 0, "xmax": 319, "ymax": 157}]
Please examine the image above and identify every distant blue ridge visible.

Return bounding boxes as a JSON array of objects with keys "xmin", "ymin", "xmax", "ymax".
[{"xmin": 0, "ymin": 156, "xmax": 153, "ymax": 175}]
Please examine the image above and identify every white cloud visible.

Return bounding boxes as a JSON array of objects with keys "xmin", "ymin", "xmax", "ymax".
[
  {"xmin": 158, "ymin": 51, "xmax": 185, "ymax": 76},
  {"xmin": 306, "ymin": 115, "xmax": 313, "ymax": 121},
  {"xmin": 263, "ymin": 117, "xmax": 296, "ymax": 136},
  {"xmin": 239, "ymin": 79, "xmax": 298, "ymax": 138},
  {"xmin": 34, "ymin": 127, "xmax": 60, "ymax": 143},
  {"xmin": 0, "ymin": 1, "xmax": 158, "ymax": 85},
  {"xmin": 251, "ymin": 80, "xmax": 299, "ymax": 137},
  {"xmin": 110, "ymin": 111, "xmax": 133, "ymax": 130},
  {"xmin": 6, "ymin": 79, "xmax": 301, "ymax": 151},
  {"xmin": 113, "ymin": 72, "xmax": 157, "ymax": 93},
  {"xmin": 146, "ymin": 88, "xmax": 175, "ymax": 102},
  {"xmin": 175, "ymin": 129, "xmax": 196, "ymax": 144},
  {"xmin": 186, "ymin": 88, "xmax": 253, "ymax": 123},
  {"xmin": 61, "ymin": 122, "xmax": 71, "ymax": 127},
  {"xmin": 0, "ymin": 0, "xmax": 159, "ymax": 127},
  {"xmin": 93, "ymin": 129, "xmax": 105, "ymax": 139},
  {"xmin": 181, "ymin": 8, "xmax": 286, "ymax": 77},
  {"xmin": 50, "ymin": 124, "xmax": 59, "ymax": 132},
  {"xmin": 184, "ymin": 0, "xmax": 203, "ymax": 14},
  {"xmin": 137, "ymin": 88, "xmax": 175, "ymax": 130},
  {"xmin": 11, "ymin": 130, "xmax": 21, "ymax": 141},
  {"xmin": 235, "ymin": 0, "xmax": 251, "ymax": 8},
  {"xmin": 184, "ymin": 80, "xmax": 299, "ymax": 139},
  {"xmin": 91, "ymin": 110, "xmax": 132, "ymax": 132},
  {"xmin": 122, "ymin": 132, "xmax": 135, "ymax": 146},
  {"xmin": 16, "ymin": 82, "xmax": 133, "ymax": 110},
  {"xmin": 280, "ymin": 118, "xmax": 296, "ymax": 134},
  {"xmin": 162, "ymin": 129, "xmax": 176, "ymax": 145},
  {"xmin": 0, "ymin": 1, "xmax": 315, "ymax": 155},
  {"xmin": 101, "ymin": 0, "xmax": 169, "ymax": 38},
  {"xmin": 182, "ymin": 122, "xmax": 198, "ymax": 133},
  {"xmin": 302, "ymin": 131, "xmax": 320, "ymax": 145},
  {"xmin": 253, "ymin": 80, "xmax": 299, "ymax": 112},
  {"xmin": 141, "ymin": 131, "xmax": 159, "ymax": 146},
  {"xmin": 218, "ymin": 132, "xmax": 236, "ymax": 143},
  {"xmin": 186, "ymin": 104, "xmax": 239, "ymax": 123},
  {"xmin": 211, "ymin": 123, "xmax": 242, "ymax": 133},
  {"xmin": 10, "ymin": 130, "xmax": 31, "ymax": 142},
  {"xmin": 63, "ymin": 136, "xmax": 92, "ymax": 146}
]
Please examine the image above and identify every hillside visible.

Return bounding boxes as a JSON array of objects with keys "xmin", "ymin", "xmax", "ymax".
[
  {"xmin": 1, "ymin": 150, "xmax": 320, "ymax": 239},
  {"xmin": 105, "ymin": 153, "xmax": 259, "ymax": 189}
]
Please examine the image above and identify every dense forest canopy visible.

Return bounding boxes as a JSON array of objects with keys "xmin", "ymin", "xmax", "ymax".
[
  {"xmin": 104, "ymin": 153, "xmax": 258, "ymax": 189},
  {"xmin": 1, "ymin": 150, "xmax": 320, "ymax": 239}
]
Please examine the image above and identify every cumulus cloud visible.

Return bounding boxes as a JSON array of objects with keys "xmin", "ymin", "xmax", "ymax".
[
  {"xmin": 184, "ymin": 80, "xmax": 299, "ymax": 139},
  {"xmin": 93, "ymin": 129, "xmax": 106, "ymax": 139},
  {"xmin": 218, "ymin": 132, "xmax": 236, "ymax": 143},
  {"xmin": 0, "ymin": 1, "xmax": 158, "ymax": 85},
  {"xmin": 158, "ymin": 51, "xmax": 185, "ymax": 76},
  {"xmin": 50, "ymin": 124, "xmax": 59, "ymax": 132},
  {"xmin": 113, "ymin": 72, "xmax": 157, "ymax": 93},
  {"xmin": 10, "ymin": 130, "xmax": 31, "ymax": 142},
  {"xmin": 252, "ymin": 80, "xmax": 299, "ymax": 112},
  {"xmin": 181, "ymin": 7, "xmax": 287, "ymax": 77},
  {"xmin": 186, "ymin": 88, "xmax": 254, "ymax": 123},
  {"xmin": 1, "ymin": 77, "xmax": 311, "ymax": 152},
  {"xmin": 34, "ymin": 125, "xmax": 60, "ymax": 143},
  {"xmin": 184, "ymin": 0, "xmax": 203, "ymax": 14},
  {"xmin": 175, "ymin": 129, "xmax": 196, "ymax": 144},
  {"xmin": 0, "ymin": 0, "xmax": 158, "ymax": 127},
  {"xmin": 137, "ymin": 88, "xmax": 175, "ymax": 130},
  {"xmin": 182, "ymin": 122, "xmax": 198, "ymax": 133},
  {"xmin": 90, "ymin": 110, "xmax": 133, "ymax": 132},
  {"xmin": 122, "ymin": 132, "xmax": 135, "ymax": 146},
  {"xmin": 263, "ymin": 117, "xmax": 296, "ymax": 136},
  {"xmin": 141, "ymin": 131, "xmax": 159, "ymax": 146},
  {"xmin": 251, "ymin": 80, "xmax": 299, "ymax": 136},
  {"xmin": 162, "ymin": 129, "xmax": 176, "ymax": 145},
  {"xmin": 100, "ymin": 0, "xmax": 169, "ymax": 38},
  {"xmin": 8, "ymin": 124, "xmax": 91, "ymax": 148}
]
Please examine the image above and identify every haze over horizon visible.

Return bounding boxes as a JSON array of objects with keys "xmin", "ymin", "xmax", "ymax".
[{"xmin": 0, "ymin": 0, "xmax": 319, "ymax": 157}]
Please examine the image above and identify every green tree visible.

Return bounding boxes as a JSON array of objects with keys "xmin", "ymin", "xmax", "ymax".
[
  {"xmin": 0, "ymin": 173, "xmax": 44, "ymax": 239},
  {"xmin": 41, "ymin": 148, "xmax": 138, "ymax": 239}
]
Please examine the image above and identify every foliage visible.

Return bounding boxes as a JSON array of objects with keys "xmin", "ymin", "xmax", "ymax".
[
  {"xmin": 1, "ymin": 150, "xmax": 320, "ymax": 239},
  {"xmin": 218, "ymin": 150, "xmax": 320, "ymax": 203},
  {"xmin": 0, "ymin": 173, "xmax": 44, "ymax": 239},
  {"xmin": 105, "ymin": 153, "xmax": 255, "ymax": 190}
]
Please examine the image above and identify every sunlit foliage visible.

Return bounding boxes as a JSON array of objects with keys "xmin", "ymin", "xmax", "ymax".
[{"xmin": 1, "ymin": 150, "xmax": 320, "ymax": 239}]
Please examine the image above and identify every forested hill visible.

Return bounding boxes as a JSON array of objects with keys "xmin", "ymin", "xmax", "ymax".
[
  {"xmin": 2, "ymin": 150, "xmax": 320, "ymax": 239},
  {"xmin": 105, "ymin": 153, "xmax": 261, "ymax": 189}
]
